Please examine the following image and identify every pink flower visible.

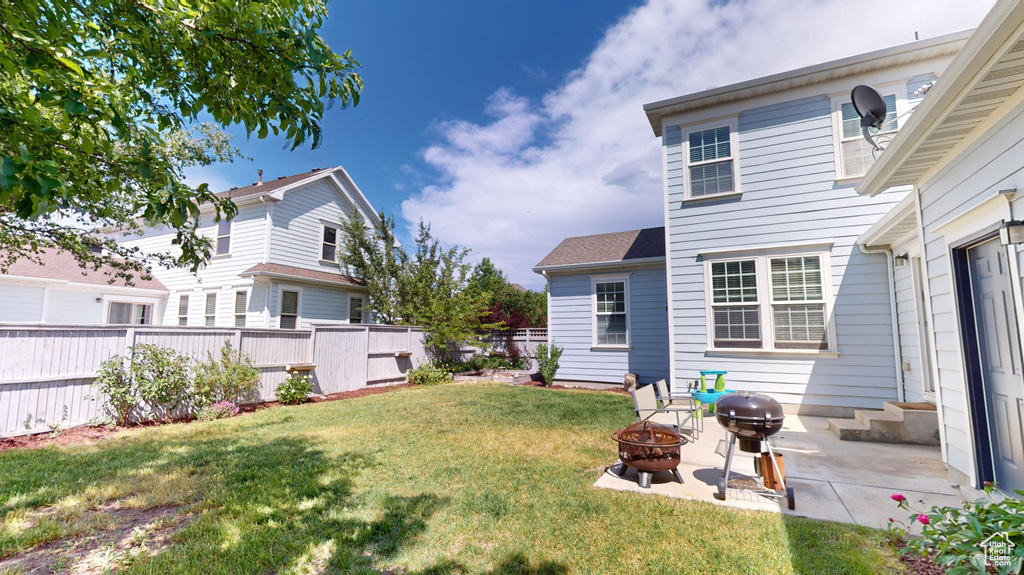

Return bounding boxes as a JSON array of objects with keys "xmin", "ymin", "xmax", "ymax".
[
  {"xmin": 917, "ymin": 514, "xmax": 930, "ymax": 525},
  {"xmin": 891, "ymin": 494, "xmax": 906, "ymax": 502},
  {"xmin": 888, "ymin": 517, "xmax": 894, "ymax": 523}
]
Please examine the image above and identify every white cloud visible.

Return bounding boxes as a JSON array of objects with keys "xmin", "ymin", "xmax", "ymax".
[{"xmin": 401, "ymin": 0, "xmax": 992, "ymax": 289}]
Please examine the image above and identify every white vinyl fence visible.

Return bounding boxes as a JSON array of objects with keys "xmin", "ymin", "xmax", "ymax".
[{"xmin": 0, "ymin": 324, "xmax": 428, "ymax": 437}]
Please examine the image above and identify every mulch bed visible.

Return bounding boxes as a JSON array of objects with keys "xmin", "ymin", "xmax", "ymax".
[
  {"xmin": 517, "ymin": 381, "xmax": 630, "ymax": 394},
  {"xmin": 0, "ymin": 382, "xmax": 416, "ymax": 453},
  {"xmin": 901, "ymin": 552, "xmax": 945, "ymax": 575}
]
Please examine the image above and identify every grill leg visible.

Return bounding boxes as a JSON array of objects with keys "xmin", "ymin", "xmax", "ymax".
[
  {"xmin": 671, "ymin": 467, "xmax": 684, "ymax": 484},
  {"xmin": 638, "ymin": 472, "xmax": 652, "ymax": 489},
  {"xmin": 716, "ymin": 432, "xmax": 737, "ymax": 500}
]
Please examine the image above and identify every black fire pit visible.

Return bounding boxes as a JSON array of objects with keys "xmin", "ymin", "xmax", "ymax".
[
  {"xmin": 611, "ymin": 421, "xmax": 688, "ymax": 488},
  {"xmin": 714, "ymin": 392, "xmax": 795, "ymax": 509}
]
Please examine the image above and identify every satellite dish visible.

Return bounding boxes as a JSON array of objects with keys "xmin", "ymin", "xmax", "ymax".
[{"xmin": 850, "ymin": 85, "xmax": 887, "ymax": 152}]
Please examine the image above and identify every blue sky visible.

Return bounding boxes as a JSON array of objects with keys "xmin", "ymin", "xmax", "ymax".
[{"xmin": 188, "ymin": 0, "xmax": 993, "ymax": 290}]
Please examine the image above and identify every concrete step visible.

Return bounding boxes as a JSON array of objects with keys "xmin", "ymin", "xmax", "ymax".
[{"xmin": 829, "ymin": 401, "xmax": 940, "ymax": 446}]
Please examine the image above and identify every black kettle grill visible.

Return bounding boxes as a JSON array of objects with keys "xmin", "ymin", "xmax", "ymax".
[{"xmin": 714, "ymin": 392, "xmax": 795, "ymax": 509}]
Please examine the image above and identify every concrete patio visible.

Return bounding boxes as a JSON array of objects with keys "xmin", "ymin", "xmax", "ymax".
[{"xmin": 595, "ymin": 414, "xmax": 971, "ymax": 530}]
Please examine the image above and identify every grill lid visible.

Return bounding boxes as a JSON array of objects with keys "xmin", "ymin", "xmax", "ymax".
[
  {"xmin": 716, "ymin": 392, "xmax": 785, "ymax": 424},
  {"xmin": 612, "ymin": 421, "xmax": 685, "ymax": 448}
]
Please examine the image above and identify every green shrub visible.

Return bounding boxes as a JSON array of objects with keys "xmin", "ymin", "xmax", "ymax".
[
  {"xmin": 408, "ymin": 363, "xmax": 452, "ymax": 385},
  {"xmin": 94, "ymin": 344, "xmax": 192, "ymax": 425},
  {"xmin": 535, "ymin": 343, "xmax": 563, "ymax": 387},
  {"xmin": 192, "ymin": 343, "xmax": 261, "ymax": 408},
  {"xmin": 275, "ymin": 372, "xmax": 314, "ymax": 405},
  {"xmin": 887, "ymin": 482, "xmax": 1024, "ymax": 574}
]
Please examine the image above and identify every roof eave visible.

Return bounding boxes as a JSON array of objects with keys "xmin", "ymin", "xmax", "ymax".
[
  {"xmin": 532, "ymin": 256, "xmax": 666, "ymax": 275},
  {"xmin": 240, "ymin": 269, "xmax": 367, "ymax": 290},
  {"xmin": 857, "ymin": 0, "xmax": 1024, "ymax": 196},
  {"xmin": 643, "ymin": 30, "xmax": 972, "ymax": 137}
]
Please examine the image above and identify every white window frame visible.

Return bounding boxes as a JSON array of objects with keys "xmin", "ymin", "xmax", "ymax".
[
  {"xmin": 103, "ymin": 297, "xmax": 156, "ymax": 325},
  {"xmin": 234, "ymin": 290, "xmax": 248, "ymax": 328},
  {"xmin": 703, "ymin": 248, "xmax": 837, "ymax": 355},
  {"xmin": 215, "ymin": 219, "xmax": 231, "ymax": 256},
  {"xmin": 320, "ymin": 223, "xmax": 340, "ymax": 263},
  {"xmin": 348, "ymin": 295, "xmax": 364, "ymax": 324},
  {"xmin": 204, "ymin": 292, "xmax": 217, "ymax": 326},
  {"xmin": 278, "ymin": 286, "xmax": 302, "ymax": 330},
  {"xmin": 682, "ymin": 116, "xmax": 741, "ymax": 202},
  {"xmin": 830, "ymin": 82, "xmax": 907, "ymax": 181},
  {"xmin": 177, "ymin": 294, "xmax": 189, "ymax": 326},
  {"xmin": 590, "ymin": 273, "xmax": 631, "ymax": 350}
]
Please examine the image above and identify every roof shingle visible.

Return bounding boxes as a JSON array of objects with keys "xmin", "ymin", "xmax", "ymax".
[
  {"xmin": 217, "ymin": 167, "xmax": 337, "ymax": 200},
  {"xmin": 4, "ymin": 249, "xmax": 167, "ymax": 290},
  {"xmin": 534, "ymin": 227, "xmax": 665, "ymax": 269},
  {"xmin": 241, "ymin": 263, "xmax": 366, "ymax": 287}
]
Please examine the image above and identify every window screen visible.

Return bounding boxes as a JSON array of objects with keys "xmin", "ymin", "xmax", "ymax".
[
  {"xmin": 234, "ymin": 292, "xmax": 247, "ymax": 327},
  {"xmin": 216, "ymin": 219, "xmax": 231, "ymax": 255},
  {"xmin": 595, "ymin": 281, "xmax": 627, "ymax": 346},
  {"xmin": 322, "ymin": 226, "xmax": 338, "ymax": 261},
  {"xmin": 280, "ymin": 290, "xmax": 299, "ymax": 329},
  {"xmin": 770, "ymin": 256, "xmax": 827, "ymax": 349},
  {"xmin": 205, "ymin": 293, "xmax": 217, "ymax": 326},
  {"xmin": 688, "ymin": 126, "xmax": 734, "ymax": 197},
  {"xmin": 349, "ymin": 297, "xmax": 363, "ymax": 324},
  {"xmin": 177, "ymin": 295, "xmax": 189, "ymax": 326},
  {"xmin": 710, "ymin": 260, "xmax": 760, "ymax": 348}
]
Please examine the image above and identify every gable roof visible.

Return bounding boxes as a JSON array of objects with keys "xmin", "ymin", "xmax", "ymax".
[
  {"xmin": 218, "ymin": 167, "xmax": 335, "ymax": 200},
  {"xmin": 534, "ymin": 227, "xmax": 665, "ymax": 272},
  {"xmin": 643, "ymin": 30, "xmax": 971, "ymax": 136},
  {"xmin": 857, "ymin": 0, "xmax": 1024, "ymax": 195},
  {"xmin": 3, "ymin": 249, "xmax": 167, "ymax": 291}
]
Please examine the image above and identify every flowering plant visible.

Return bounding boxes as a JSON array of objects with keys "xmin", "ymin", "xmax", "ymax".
[
  {"xmin": 275, "ymin": 372, "xmax": 314, "ymax": 405},
  {"xmin": 885, "ymin": 483, "xmax": 1024, "ymax": 575},
  {"xmin": 197, "ymin": 400, "xmax": 239, "ymax": 422}
]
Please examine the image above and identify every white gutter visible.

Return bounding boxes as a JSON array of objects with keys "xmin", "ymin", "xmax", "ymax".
[{"xmin": 857, "ymin": 243, "xmax": 905, "ymax": 403}]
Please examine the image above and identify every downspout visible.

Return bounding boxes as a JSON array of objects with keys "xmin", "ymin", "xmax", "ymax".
[
  {"xmin": 542, "ymin": 270, "xmax": 551, "ymax": 348},
  {"xmin": 858, "ymin": 243, "xmax": 906, "ymax": 403}
]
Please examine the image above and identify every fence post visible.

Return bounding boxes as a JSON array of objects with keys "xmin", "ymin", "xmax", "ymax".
[
  {"xmin": 363, "ymin": 326, "xmax": 371, "ymax": 390},
  {"xmin": 233, "ymin": 328, "xmax": 242, "ymax": 353},
  {"xmin": 308, "ymin": 324, "xmax": 317, "ymax": 364}
]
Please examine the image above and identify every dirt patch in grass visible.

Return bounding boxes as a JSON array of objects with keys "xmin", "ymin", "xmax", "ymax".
[
  {"xmin": 0, "ymin": 504, "xmax": 189, "ymax": 575},
  {"xmin": 0, "ymin": 383, "xmax": 417, "ymax": 453},
  {"xmin": 517, "ymin": 381, "xmax": 629, "ymax": 394}
]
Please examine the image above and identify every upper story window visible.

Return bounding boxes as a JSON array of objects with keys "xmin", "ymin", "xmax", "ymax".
[
  {"xmin": 832, "ymin": 88, "xmax": 903, "ymax": 180},
  {"xmin": 216, "ymin": 219, "xmax": 231, "ymax": 255},
  {"xmin": 591, "ymin": 275, "xmax": 630, "ymax": 348},
  {"xmin": 108, "ymin": 302, "xmax": 152, "ymax": 325},
  {"xmin": 322, "ymin": 225, "xmax": 338, "ymax": 262},
  {"xmin": 705, "ymin": 250, "xmax": 834, "ymax": 353},
  {"xmin": 684, "ymin": 119, "xmax": 740, "ymax": 200}
]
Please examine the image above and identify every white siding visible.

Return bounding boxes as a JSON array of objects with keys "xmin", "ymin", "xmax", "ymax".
[
  {"xmin": 892, "ymin": 238, "xmax": 927, "ymax": 404},
  {"xmin": 0, "ymin": 285, "xmax": 45, "ymax": 322},
  {"xmin": 916, "ymin": 101, "xmax": 1024, "ymax": 480},
  {"xmin": 48, "ymin": 289, "xmax": 106, "ymax": 324},
  {"xmin": 268, "ymin": 178, "xmax": 358, "ymax": 276}
]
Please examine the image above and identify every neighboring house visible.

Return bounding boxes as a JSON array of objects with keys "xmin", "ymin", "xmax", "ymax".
[
  {"xmin": 0, "ymin": 249, "xmax": 168, "ymax": 324},
  {"xmin": 108, "ymin": 166, "xmax": 377, "ymax": 328},
  {"xmin": 855, "ymin": 0, "xmax": 1024, "ymax": 493},
  {"xmin": 533, "ymin": 227, "xmax": 669, "ymax": 385}
]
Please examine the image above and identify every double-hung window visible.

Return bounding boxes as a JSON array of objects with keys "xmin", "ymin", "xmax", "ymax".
[
  {"xmin": 204, "ymin": 293, "xmax": 217, "ymax": 326},
  {"xmin": 234, "ymin": 291, "xmax": 247, "ymax": 327},
  {"xmin": 833, "ymin": 90, "xmax": 902, "ymax": 179},
  {"xmin": 706, "ymin": 251, "xmax": 832, "ymax": 352},
  {"xmin": 216, "ymin": 219, "xmax": 231, "ymax": 255},
  {"xmin": 322, "ymin": 225, "xmax": 338, "ymax": 262},
  {"xmin": 177, "ymin": 295, "xmax": 189, "ymax": 326},
  {"xmin": 685, "ymin": 121, "xmax": 738, "ymax": 199},
  {"xmin": 592, "ymin": 276, "xmax": 629, "ymax": 347},
  {"xmin": 280, "ymin": 290, "xmax": 300, "ymax": 329},
  {"xmin": 710, "ymin": 261, "xmax": 761, "ymax": 348}
]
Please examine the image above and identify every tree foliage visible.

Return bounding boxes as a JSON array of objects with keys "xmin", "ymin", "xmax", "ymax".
[
  {"xmin": 339, "ymin": 209, "xmax": 404, "ymax": 324},
  {"xmin": 0, "ymin": 0, "xmax": 362, "ymax": 279},
  {"xmin": 468, "ymin": 258, "xmax": 547, "ymax": 328},
  {"xmin": 341, "ymin": 215, "xmax": 499, "ymax": 363}
]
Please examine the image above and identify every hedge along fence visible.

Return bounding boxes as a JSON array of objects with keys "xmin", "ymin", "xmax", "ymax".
[{"xmin": 0, "ymin": 324, "xmax": 429, "ymax": 437}]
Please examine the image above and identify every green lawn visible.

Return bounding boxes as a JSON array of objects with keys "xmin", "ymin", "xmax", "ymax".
[{"xmin": 0, "ymin": 383, "xmax": 904, "ymax": 574}]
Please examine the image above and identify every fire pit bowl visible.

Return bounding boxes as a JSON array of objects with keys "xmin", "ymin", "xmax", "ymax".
[{"xmin": 611, "ymin": 421, "xmax": 688, "ymax": 488}]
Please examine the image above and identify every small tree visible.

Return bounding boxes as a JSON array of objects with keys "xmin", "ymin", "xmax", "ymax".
[
  {"xmin": 338, "ymin": 210, "xmax": 405, "ymax": 324},
  {"xmin": 192, "ymin": 343, "xmax": 261, "ymax": 408},
  {"xmin": 535, "ymin": 343, "xmax": 563, "ymax": 387},
  {"xmin": 94, "ymin": 344, "xmax": 192, "ymax": 425}
]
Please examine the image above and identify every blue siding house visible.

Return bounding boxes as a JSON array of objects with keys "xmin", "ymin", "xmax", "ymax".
[{"xmin": 533, "ymin": 227, "xmax": 669, "ymax": 385}]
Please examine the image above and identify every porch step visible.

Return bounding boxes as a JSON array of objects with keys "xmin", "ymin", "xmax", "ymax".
[{"xmin": 828, "ymin": 402, "xmax": 940, "ymax": 446}]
